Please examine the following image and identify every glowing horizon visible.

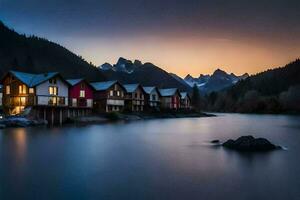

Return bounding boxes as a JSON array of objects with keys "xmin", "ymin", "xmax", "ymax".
[{"xmin": 1, "ymin": 0, "xmax": 300, "ymax": 77}]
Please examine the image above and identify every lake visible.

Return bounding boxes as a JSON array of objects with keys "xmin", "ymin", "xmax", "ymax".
[{"xmin": 1, "ymin": 113, "xmax": 300, "ymax": 200}]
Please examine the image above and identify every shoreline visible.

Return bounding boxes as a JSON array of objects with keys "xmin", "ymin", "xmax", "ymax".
[
  {"xmin": 70, "ymin": 112, "xmax": 216, "ymax": 125},
  {"xmin": 0, "ymin": 112, "xmax": 216, "ymax": 129}
]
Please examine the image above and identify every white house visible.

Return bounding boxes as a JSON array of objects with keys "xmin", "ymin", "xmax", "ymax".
[{"xmin": 1, "ymin": 70, "xmax": 70, "ymax": 115}]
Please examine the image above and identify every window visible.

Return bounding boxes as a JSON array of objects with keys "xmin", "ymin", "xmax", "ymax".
[
  {"xmin": 117, "ymin": 91, "xmax": 120, "ymax": 96},
  {"xmin": 72, "ymin": 98, "xmax": 77, "ymax": 107},
  {"xmin": 49, "ymin": 78, "xmax": 57, "ymax": 84},
  {"xmin": 29, "ymin": 88, "xmax": 34, "ymax": 94},
  {"xmin": 152, "ymin": 94, "xmax": 156, "ymax": 101},
  {"xmin": 135, "ymin": 93, "xmax": 138, "ymax": 98},
  {"xmin": 6, "ymin": 85, "xmax": 10, "ymax": 94},
  {"xmin": 80, "ymin": 90, "xmax": 85, "ymax": 98},
  {"xmin": 49, "ymin": 86, "xmax": 58, "ymax": 95},
  {"xmin": 80, "ymin": 83, "xmax": 85, "ymax": 89},
  {"xmin": 114, "ymin": 84, "xmax": 117, "ymax": 90},
  {"xmin": 109, "ymin": 90, "xmax": 113, "ymax": 96},
  {"xmin": 20, "ymin": 97, "xmax": 26, "ymax": 106},
  {"xmin": 19, "ymin": 84, "xmax": 27, "ymax": 94}
]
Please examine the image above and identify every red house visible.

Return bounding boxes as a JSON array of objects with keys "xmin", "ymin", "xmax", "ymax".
[{"xmin": 66, "ymin": 79, "xmax": 94, "ymax": 109}]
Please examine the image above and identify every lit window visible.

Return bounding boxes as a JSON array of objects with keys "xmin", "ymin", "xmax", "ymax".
[
  {"xmin": 117, "ymin": 91, "xmax": 120, "ymax": 96},
  {"xmin": 6, "ymin": 85, "xmax": 10, "ymax": 94},
  {"xmin": 110, "ymin": 90, "xmax": 113, "ymax": 96},
  {"xmin": 29, "ymin": 88, "xmax": 34, "ymax": 94},
  {"xmin": 19, "ymin": 84, "xmax": 27, "ymax": 94},
  {"xmin": 80, "ymin": 90, "xmax": 85, "ymax": 98},
  {"xmin": 49, "ymin": 86, "xmax": 58, "ymax": 95},
  {"xmin": 20, "ymin": 97, "xmax": 26, "ymax": 105}
]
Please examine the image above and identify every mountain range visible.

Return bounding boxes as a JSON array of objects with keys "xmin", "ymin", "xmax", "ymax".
[
  {"xmin": 98, "ymin": 57, "xmax": 192, "ymax": 91},
  {"xmin": 205, "ymin": 59, "xmax": 300, "ymax": 113},
  {"xmin": 0, "ymin": 21, "xmax": 192, "ymax": 91},
  {"xmin": 184, "ymin": 70, "xmax": 249, "ymax": 94}
]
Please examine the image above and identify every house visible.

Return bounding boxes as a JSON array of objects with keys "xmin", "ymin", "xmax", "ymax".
[
  {"xmin": 66, "ymin": 78, "xmax": 94, "ymax": 117},
  {"xmin": 159, "ymin": 88, "xmax": 181, "ymax": 110},
  {"xmin": 180, "ymin": 92, "xmax": 192, "ymax": 110},
  {"xmin": 123, "ymin": 84, "xmax": 146, "ymax": 112},
  {"xmin": 143, "ymin": 86, "xmax": 161, "ymax": 111},
  {"xmin": 1, "ymin": 70, "xmax": 70, "ymax": 116},
  {"xmin": 67, "ymin": 79, "xmax": 94, "ymax": 108},
  {"xmin": 91, "ymin": 81, "xmax": 126, "ymax": 113}
]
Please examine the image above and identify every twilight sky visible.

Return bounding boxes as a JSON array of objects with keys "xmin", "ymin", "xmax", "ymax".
[{"xmin": 1, "ymin": 0, "xmax": 300, "ymax": 77}]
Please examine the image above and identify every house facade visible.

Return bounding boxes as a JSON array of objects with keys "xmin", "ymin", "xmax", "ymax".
[
  {"xmin": 91, "ymin": 81, "xmax": 126, "ymax": 113},
  {"xmin": 67, "ymin": 79, "xmax": 93, "ymax": 108},
  {"xmin": 159, "ymin": 88, "xmax": 181, "ymax": 110},
  {"xmin": 1, "ymin": 71, "xmax": 69, "ymax": 115},
  {"xmin": 143, "ymin": 86, "xmax": 161, "ymax": 111},
  {"xmin": 123, "ymin": 84, "xmax": 146, "ymax": 112},
  {"xmin": 180, "ymin": 92, "xmax": 192, "ymax": 110}
]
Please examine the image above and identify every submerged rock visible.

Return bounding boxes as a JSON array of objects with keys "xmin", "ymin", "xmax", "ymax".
[
  {"xmin": 222, "ymin": 136, "xmax": 281, "ymax": 151},
  {"xmin": 211, "ymin": 140, "xmax": 220, "ymax": 144}
]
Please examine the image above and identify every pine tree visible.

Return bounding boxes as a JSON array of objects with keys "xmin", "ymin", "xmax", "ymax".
[{"xmin": 192, "ymin": 84, "xmax": 201, "ymax": 110}]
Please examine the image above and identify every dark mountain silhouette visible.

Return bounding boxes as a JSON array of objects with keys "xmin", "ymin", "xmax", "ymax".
[
  {"xmin": 0, "ymin": 21, "xmax": 106, "ymax": 81},
  {"xmin": 99, "ymin": 58, "xmax": 192, "ymax": 92},
  {"xmin": 184, "ymin": 69, "xmax": 249, "ymax": 93},
  {"xmin": 205, "ymin": 59, "xmax": 300, "ymax": 113}
]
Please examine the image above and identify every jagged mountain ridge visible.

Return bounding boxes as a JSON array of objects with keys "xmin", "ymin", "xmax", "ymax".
[
  {"xmin": 184, "ymin": 69, "xmax": 249, "ymax": 93},
  {"xmin": 98, "ymin": 58, "xmax": 192, "ymax": 92}
]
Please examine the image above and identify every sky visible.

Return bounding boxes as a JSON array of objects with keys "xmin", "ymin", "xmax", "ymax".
[{"xmin": 1, "ymin": 0, "xmax": 300, "ymax": 77}]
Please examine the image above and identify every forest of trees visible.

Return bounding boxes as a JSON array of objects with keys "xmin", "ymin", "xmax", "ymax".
[
  {"xmin": 0, "ymin": 20, "xmax": 106, "ymax": 81},
  {"xmin": 202, "ymin": 59, "xmax": 300, "ymax": 114}
]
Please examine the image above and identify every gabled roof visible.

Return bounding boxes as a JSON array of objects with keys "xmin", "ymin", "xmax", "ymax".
[
  {"xmin": 66, "ymin": 78, "xmax": 83, "ymax": 86},
  {"xmin": 143, "ymin": 86, "xmax": 161, "ymax": 96},
  {"xmin": 180, "ymin": 92, "xmax": 188, "ymax": 99},
  {"xmin": 159, "ymin": 88, "xmax": 181, "ymax": 97},
  {"xmin": 91, "ymin": 80, "xmax": 118, "ymax": 91},
  {"xmin": 9, "ymin": 70, "xmax": 59, "ymax": 87},
  {"xmin": 143, "ymin": 86, "xmax": 155, "ymax": 94},
  {"xmin": 123, "ymin": 84, "xmax": 140, "ymax": 93}
]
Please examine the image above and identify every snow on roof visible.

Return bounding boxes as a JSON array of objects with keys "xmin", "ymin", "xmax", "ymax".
[
  {"xmin": 123, "ymin": 84, "xmax": 139, "ymax": 93},
  {"xmin": 91, "ymin": 80, "xmax": 117, "ymax": 91},
  {"xmin": 66, "ymin": 79, "xmax": 83, "ymax": 86},
  {"xmin": 10, "ymin": 70, "xmax": 59, "ymax": 87},
  {"xmin": 159, "ymin": 88, "xmax": 179, "ymax": 97}
]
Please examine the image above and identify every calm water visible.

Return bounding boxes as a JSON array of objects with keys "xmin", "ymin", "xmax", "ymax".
[{"xmin": 1, "ymin": 114, "xmax": 300, "ymax": 200}]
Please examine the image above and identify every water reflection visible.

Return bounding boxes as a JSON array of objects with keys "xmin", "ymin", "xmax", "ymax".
[{"xmin": 0, "ymin": 114, "xmax": 299, "ymax": 200}]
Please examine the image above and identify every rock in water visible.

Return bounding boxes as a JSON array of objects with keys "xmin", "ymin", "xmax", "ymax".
[
  {"xmin": 222, "ymin": 136, "xmax": 280, "ymax": 151},
  {"xmin": 211, "ymin": 140, "xmax": 220, "ymax": 144}
]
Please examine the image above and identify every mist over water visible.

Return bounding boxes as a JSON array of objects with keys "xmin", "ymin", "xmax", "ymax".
[{"xmin": 0, "ymin": 114, "xmax": 300, "ymax": 199}]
